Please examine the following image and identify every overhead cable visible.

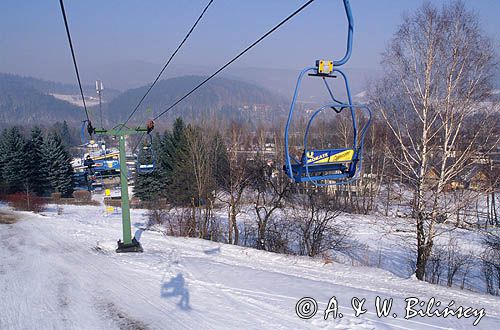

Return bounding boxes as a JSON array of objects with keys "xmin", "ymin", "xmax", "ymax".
[
  {"xmin": 153, "ymin": 0, "xmax": 315, "ymax": 121},
  {"xmin": 121, "ymin": 0, "xmax": 215, "ymax": 129}
]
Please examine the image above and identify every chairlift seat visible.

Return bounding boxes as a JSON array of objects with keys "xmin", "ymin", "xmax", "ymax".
[{"xmin": 285, "ymin": 148, "xmax": 359, "ymax": 183}]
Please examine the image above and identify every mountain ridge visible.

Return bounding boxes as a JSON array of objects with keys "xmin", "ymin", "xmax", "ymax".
[
  {"xmin": 106, "ymin": 75, "xmax": 286, "ymax": 124},
  {"xmin": 0, "ymin": 73, "xmax": 286, "ymax": 127}
]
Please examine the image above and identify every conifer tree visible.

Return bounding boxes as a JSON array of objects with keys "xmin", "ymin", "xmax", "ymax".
[
  {"xmin": 162, "ymin": 119, "xmax": 193, "ymax": 205},
  {"xmin": 53, "ymin": 121, "xmax": 72, "ymax": 146},
  {"xmin": 133, "ymin": 134, "xmax": 164, "ymax": 201},
  {"xmin": 25, "ymin": 127, "xmax": 49, "ymax": 196},
  {"xmin": 44, "ymin": 132, "xmax": 74, "ymax": 197},
  {"xmin": 159, "ymin": 117, "xmax": 188, "ymax": 182},
  {"xmin": 168, "ymin": 141, "xmax": 196, "ymax": 206},
  {"xmin": 0, "ymin": 127, "xmax": 28, "ymax": 193},
  {"xmin": 0, "ymin": 129, "xmax": 8, "ymax": 192},
  {"xmin": 135, "ymin": 117, "xmax": 190, "ymax": 203},
  {"xmin": 157, "ymin": 131, "xmax": 175, "ymax": 183}
]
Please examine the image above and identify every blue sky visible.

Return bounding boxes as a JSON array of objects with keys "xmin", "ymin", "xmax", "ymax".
[{"xmin": 1, "ymin": 0, "xmax": 499, "ymax": 85}]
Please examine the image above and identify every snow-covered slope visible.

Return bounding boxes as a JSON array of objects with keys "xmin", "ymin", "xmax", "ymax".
[
  {"xmin": 1, "ymin": 204, "xmax": 499, "ymax": 329},
  {"xmin": 50, "ymin": 93, "xmax": 100, "ymax": 107}
]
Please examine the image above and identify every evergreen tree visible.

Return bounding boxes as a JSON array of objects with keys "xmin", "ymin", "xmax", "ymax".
[
  {"xmin": 0, "ymin": 129, "xmax": 8, "ymax": 192},
  {"xmin": 52, "ymin": 121, "xmax": 72, "ymax": 147},
  {"xmin": 0, "ymin": 127, "xmax": 28, "ymax": 193},
  {"xmin": 133, "ymin": 134, "xmax": 165, "ymax": 201},
  {"xmin": 133, "ymin": 117, "xmax": 227, "ymax": 206},
  {"xmin": 161, "ymin": 119, "xmax": 194, "ymax": 205},
  {"xmin": 159, "ymin": 117, "xmax": 188, "ymax": 181},
  {"xmin": 133, "ymin": 171, "xmax": 158, "ymax": 201},
  {"xmin": 44, "ymin": 132, "xmax": 74, "ymax": 197},
  {"xmin": 135, "ymin": 117, "xmax": 190, "ymax": 203},
  {"xmin": 26, "ymin": 127, "xmax": 50, "ymax": 196},
  {"xmin": 60, "ymin": 121, "xmax": 72, "ymax": 146},
  {"xmin": 167, "ymin": 128, "xmax": 197, "ymax": 206},
  {"xmin": 158, "ymin": 131, "xmax": 175, "ymax": 181}
]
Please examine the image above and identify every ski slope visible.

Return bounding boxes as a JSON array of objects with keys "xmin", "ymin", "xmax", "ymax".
[{"xmin": 1, "ymin": 204, "xmax": 499, "ymax": 329}]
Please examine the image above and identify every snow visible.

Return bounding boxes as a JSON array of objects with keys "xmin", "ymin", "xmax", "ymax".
[
  {"xmin": 1, "ymin": 204, "xmax": 499, "ymax": 329},
  {"xmin": 50, "ymin": 93, "xmax": 100, "ymax": 107}
]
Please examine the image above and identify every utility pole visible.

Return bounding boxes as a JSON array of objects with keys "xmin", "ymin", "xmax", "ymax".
[
  {"xmin": 94, "ymin": 124, "xmax": 152, "ymax": 253},
  {"xmin": 95, "ymin": 80, "xmax": 106, "ymax": 156},
  {"xmin": 96, "ymin": 80, "xmax": 104, "ymax": 128}
]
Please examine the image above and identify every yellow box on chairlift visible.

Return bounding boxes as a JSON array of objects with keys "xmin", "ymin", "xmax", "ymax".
[{"xmin": 316, "ymin": 60, "xmax": 333, "ymax": 74}]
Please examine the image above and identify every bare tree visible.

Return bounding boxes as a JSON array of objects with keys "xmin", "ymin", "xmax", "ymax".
[
  {"xmin": 217, "ymin": 123, "xmax": 252, "ymax": 245},
  {"xmin": 372, "ymin": 1, "xmax": 497, "ymax": 280},
  {"xmin": 425, "ymin": 246, "xmax": 446, "ymax": 285},
  {"xmin": 264, "ymin": 216, "xmax": 298, "ymax": 255},
  {"xmin": 482, "ymin": 230, "xmax": 500, "ymax": 295},
  {"xmin": 445, "ymin": 236, "xmax": 474, "ymax": 287},
  {"xmin": 484, "ymin": 159, "xmax": 500, "ymax": 227},
  {"xmin": 289, "ymin": 191, "xmax": 349, "ymax": 257},
  {"xmin": 182, "ymin": 125, "xmax": 226, "ymax": 240},
  {"xmin": 250, "ymin": 156, "xmax": 292, "ymax": 250}
]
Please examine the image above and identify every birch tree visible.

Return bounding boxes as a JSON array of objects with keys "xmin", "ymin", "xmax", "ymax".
[
  {"xmin": 217, "ymin": 123, "xmax": 252, "ymax": 245},
  {"xmin": 372, "ymin": 1, "xmax": 497, "ymax": 280}
]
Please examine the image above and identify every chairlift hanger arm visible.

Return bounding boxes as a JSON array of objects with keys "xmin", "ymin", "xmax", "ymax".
[
  {"xmin": 312, "ymin": 0, "xmax": 353, "ymax": 73},
  {"xmin": 334, "ymin": 0, "xmax": 354, "ymax": 67}
]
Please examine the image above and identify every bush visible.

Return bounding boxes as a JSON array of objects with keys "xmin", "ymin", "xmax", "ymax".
[
  {"xmin": 51, "ymin": 192, "xmax": 62, "ymax": 200},
  {"xmin": 104, "ymin": 197, "xmax": 122, "ymax": 207},
  {"xmin": 52, "ymin": 198, "xmax": 100, "ymax": 206},
  {"xmin": 0, "ymin": 193, "xmax": 47, "ymax": 213},
  {"xmin": 0, "ymin": 211, "xmax": 18, "ymax": 224},
  {"xmin": 147, "ymin": 207, "xmax": 195, "ymax": 237},
  {"xmin": 73, "ymin": 190, "xmax": 91, "ymax": 201}
]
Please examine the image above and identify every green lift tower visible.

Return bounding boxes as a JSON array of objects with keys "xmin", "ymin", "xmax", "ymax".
[{"xmin": 95, "ymin": 124, "xmax": 152, "ymax": 253}]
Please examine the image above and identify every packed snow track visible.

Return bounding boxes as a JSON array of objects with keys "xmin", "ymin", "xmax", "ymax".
[{"xmin": 1, "ymin": 205, "xmax": 499, "ymax": 329}]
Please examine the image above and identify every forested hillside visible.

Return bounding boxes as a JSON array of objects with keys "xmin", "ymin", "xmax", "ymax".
[
  {"xmin": 0, "ymin": 73, "xmax": 285, "ymax": 127},
  {"xmin": 107, "ymin": 75, "xmax": 286, "ymax": 126},
  {"xmin": 0, "ymin": 74, "xmax": 83, "ymax": 125}
]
